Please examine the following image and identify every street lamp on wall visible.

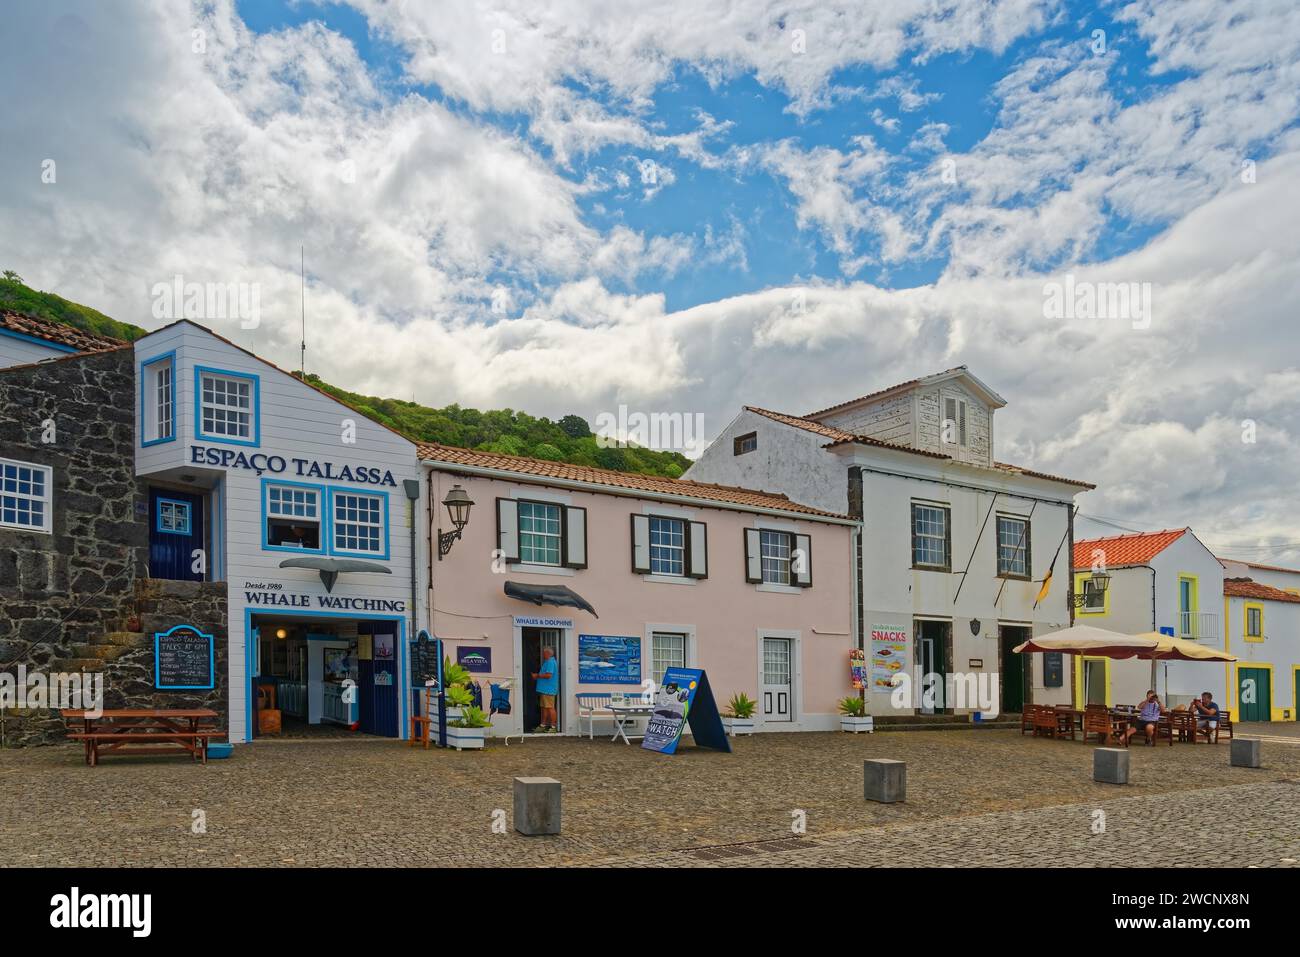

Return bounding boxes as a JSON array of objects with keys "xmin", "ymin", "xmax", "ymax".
[
  {"xmin": 1071, "ymin": 570, "xmax": 1110, "ymax": 608},
  {"xmin": 438, "ymin": 484, "xmax": 474, "ymax": 559}
]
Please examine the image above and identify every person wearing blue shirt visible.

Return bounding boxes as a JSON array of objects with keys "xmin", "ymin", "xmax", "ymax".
[
  {"xmin": 1190, "ymin": 691, "xmax": 1220, "ymax": 740},
  {"xmin": 531, "ymin": 646, "xmax": 559, "ymax": 733}
]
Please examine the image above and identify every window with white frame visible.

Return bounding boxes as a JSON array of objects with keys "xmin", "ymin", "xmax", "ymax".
[
  {"xmin": 518, "ymin": 500, "xmax": 562, "ymax": 565},
  {"xmin": 156, "ymin": 499, "xmax": 191, "ymax": 535},
  {"xmin": 265, "ymin": 484, "xmax": 322, "ymax": 550},
  {"xmin": 650, "ymin": 632, "xmax": 686, "ymax": 683},
  {"xmin": 142, "ymin": 355, "xmax": 174, "ymax": 444},
  {"xmin": 649, "ymin": 516, "xmax": 686, "ymax": 576},
  {"xmin": 0, "ymin": 458, "xmax": 52, "ymax": 533},
  {"xmin": 333, "ymin": 491, "xmax": 384, "ymax": 554},
  {"xmin": 198, "ymin": 369, "xmax": 255, "ymax": 442},
  {"xmin": 911, "ymin": 503, "xmax": 949, "ymax": 569},
  {"xmin": 996, "ymin": 515, "xmax": 1030, "ymax": 578},
  {"xmin": 760, "ymin": 529, "xmax": 793, "ymax": 585}
]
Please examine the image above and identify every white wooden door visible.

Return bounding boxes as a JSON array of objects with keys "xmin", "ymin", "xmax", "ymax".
[{"xmin": 762, "ymin": 638, "xmax": 792, "ymax": 721}]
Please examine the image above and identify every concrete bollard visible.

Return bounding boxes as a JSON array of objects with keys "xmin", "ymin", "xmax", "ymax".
[
  {"xmin": 864, "ymin": 759, "xmax": 906, "ymax": 803},
  {"xmin": 513, "ymin": 777, "xmax": 562, "ymax": 835},
  {"xmin": 1093, "ymin": 747, "xmax": 1130, "ymax": 784},
  {"xmin": 1230, "ymin": 738, "xmax": 1261, "ymax": 769}
]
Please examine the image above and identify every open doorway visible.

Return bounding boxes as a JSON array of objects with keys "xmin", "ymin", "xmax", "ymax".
[
  {"xmin": 915, "ymin": 619, "xmax": 952, "ymax": 714},
  {"xmin": 521, "ymin": 627, "xmax": 562, "ymax": 733},
  {"xmin": 999, "ymin": 625, "xmax": 1032, "ymax": 714}
]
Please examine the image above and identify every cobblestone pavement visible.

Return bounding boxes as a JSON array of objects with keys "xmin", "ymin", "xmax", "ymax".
[{"xmin": 2, "ymin": 729, "xmax": 1297, "ymax": 867}]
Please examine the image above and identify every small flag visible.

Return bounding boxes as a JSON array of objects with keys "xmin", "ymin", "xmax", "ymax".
[{"xmin": 1034, "ymin": 569, "xmax": 1053, "ymax": 607}]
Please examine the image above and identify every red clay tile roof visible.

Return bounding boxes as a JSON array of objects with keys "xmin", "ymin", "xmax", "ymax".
[
  {"xmin": 1073, "ymin": 529, "xmax": 1188, "ymax": 569},
  {"xmin": 1223, "ymin": 578, "xmax": 1300, "ymax": 602},
  {"xmin": 416, "ymin": 442, "xmax": 850, "ymax": 520},
  {"xmin": 993, "ymin": 462, "xmax": 1096, "ymax": 489},
  {"xmin": 745, "ymin": 406, "xmax": 857, "ymax": 441},
  {"xmin": 748, "ymin": 406, "xmax": 1093, "ymax": 486},
  {"xmin": 1, "ymin": 309, "xmax": 124, "ymax": 354}
]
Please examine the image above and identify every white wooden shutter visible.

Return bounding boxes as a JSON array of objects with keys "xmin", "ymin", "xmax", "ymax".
[
  {"xmin": 630, "ymin": 514, "xmax": 651, "ymax": 573},
  {"xmin": 687, "ymin": 521, "xmax": 708, "ymax": 579},
  {"xmin": 563, "ymin": 506, "xmax": 587, "ymax": 568},
  {"xmin": 794, "ymin": 533, "xmax": 813, "ymax": 587},
  {"xmin": 496, "ymin": 498, "xmax": 519, "ymax": 562},
  {"xmin": 744, "ymin": 528, "xmax": 762, "ymax": 583}
]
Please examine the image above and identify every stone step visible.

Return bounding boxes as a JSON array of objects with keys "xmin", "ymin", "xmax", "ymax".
[
  {"xmin": 99, "ymin": 632, "xmax": 146, "ymax": 647},
  {"xmin": 70, "ymin": 644, "xmax": 135, "ymax": 661}
]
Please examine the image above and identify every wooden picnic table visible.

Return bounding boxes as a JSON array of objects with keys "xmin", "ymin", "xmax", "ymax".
[{"xmin": 62, "ymin": 708, "xmax": 222, "ymax": 766}]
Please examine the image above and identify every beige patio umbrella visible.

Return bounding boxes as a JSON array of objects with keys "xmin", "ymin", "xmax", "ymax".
[
  {"xmin": 1130, "ymin": 631, "xmax": 1237, "ymax": 701},
  {"xmin": 1012, "ymin": 626, "xmax": 1161, "ymax": 706}
]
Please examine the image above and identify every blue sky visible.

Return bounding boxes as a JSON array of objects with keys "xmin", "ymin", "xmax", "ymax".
[
  {"xmin": 233, "ymin": 0, "xmax": 1187, "ymax": 309},
  {"xmin": 3, "ymin": 0, "xmax": 1299, "ymax": 560}
]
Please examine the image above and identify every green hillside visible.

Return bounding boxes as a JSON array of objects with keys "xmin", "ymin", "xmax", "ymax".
[
  {"xmin": 0, "ymin": 273, "xmax": 148, "ymax": 342},
  {"xmin": 1, "ymin": 274, "xmax": 690, "ymax": 478}
]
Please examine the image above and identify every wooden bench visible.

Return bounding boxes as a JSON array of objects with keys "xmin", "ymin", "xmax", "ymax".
[{"xmin": 62, "ymin": 708, "xmax": 221, "ymax": 766}]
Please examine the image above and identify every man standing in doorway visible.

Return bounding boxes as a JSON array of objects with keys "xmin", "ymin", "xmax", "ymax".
[{"xmin": 532, "ymin": 646, "xmax": 559, "ymax": 733}]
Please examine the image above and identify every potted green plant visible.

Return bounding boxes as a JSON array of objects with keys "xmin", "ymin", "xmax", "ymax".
[
  {"xmin": 722, "ymin": 692, "xmax": 757, "ymax": 736},
  {"xmin": 838, "ymin": 695, "xmax": 873, "ymax": 733},
  {"xmin": 430, "ymin": 658, "xmax": 474, "ymax": 743},
  {"xmin": 446, "ymin": 705, "xmax": 491, "ymax": 751}
]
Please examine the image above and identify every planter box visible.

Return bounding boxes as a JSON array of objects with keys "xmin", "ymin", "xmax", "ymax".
[
  {"xmin": 841, "ymin": 715, "xmax": 874, "ymax": 734},
  {"xmin": 431, "ymin": 705, "xmax": 463, "ymax": 745},
  {"xmin": 722, "ymin": 716, "xmax": 755, "ymax": 737},
  {"xmin": 445, "ymin": 724, "xmax": 487, "ymax": 751}
]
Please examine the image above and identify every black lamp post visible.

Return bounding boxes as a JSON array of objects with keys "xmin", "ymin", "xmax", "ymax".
[{"xmin": 437, "ymin": 484, "xmax": 474, "ymax": 559}]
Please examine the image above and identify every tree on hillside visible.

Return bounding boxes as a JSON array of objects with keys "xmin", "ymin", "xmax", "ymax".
[
  {"xmin": 558, "ymin": 414, "xmax": 592, "ymax": 438},
  {"xmin": 2, "ymin": 270, "xmax": 22, "ymax": 283}
]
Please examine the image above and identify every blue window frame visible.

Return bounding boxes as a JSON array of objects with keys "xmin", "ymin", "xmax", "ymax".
[
  {"xmin": 328, "ymin": 487, "xmax": 389, "ymax": 559},
  {"xmin": 262, "ymin": 479, "xmax": 326, "ymax": 553},
  {"xmin": 139, "ymin": 351, "xmax": 177, "ymax": 447},
  {"xmin": 156, "ymin": 498, "xmax": 192, "ymax": 535},
  {"xmin": 194, "ymin": 365, "xmax": 260, "ymax": 447}
]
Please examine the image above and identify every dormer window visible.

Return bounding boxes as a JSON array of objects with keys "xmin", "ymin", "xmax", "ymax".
[
  {"xmin": 734, "ymin": 432, "xmax": 758, "ymax": 455},
  {"xmin": 942, "ymin": 395, "xmax": 967, "ymax": 448}
]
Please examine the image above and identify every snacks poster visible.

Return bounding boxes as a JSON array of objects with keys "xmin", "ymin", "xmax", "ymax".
[{"xmin": 869, "ymin": 624, "xmax": 909, "ymax": 691}]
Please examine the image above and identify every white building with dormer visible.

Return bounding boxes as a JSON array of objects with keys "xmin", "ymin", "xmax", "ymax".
[{"xmin": 685, "ymin": 367, "xmax": 1095, "ymax": 719}]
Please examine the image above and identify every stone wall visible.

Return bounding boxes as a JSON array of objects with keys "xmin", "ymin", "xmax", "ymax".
[{"xmin": 0, "ymin": 349, "xmax": 234, "ymax": 745}]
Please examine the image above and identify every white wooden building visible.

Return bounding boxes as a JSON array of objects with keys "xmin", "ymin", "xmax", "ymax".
[{"xmin": 132, "ymin": 321, "xmax": 425, "ymax": 742}]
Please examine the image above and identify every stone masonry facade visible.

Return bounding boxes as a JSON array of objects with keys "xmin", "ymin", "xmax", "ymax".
[{"xmin": 0, "ymin": 348, "xmax": 229, "ymax": 745}]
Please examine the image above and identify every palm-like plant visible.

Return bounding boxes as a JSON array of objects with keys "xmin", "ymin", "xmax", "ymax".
[
  {"xmin": 838, "ymin": 695, "xmax": 867, "ymax": 717},
  {"xmin": 450, "ymin": 705, "xmax": 491, "ymax": 729},
  {"xmin": 725, "ymin": 692, "xmax": 757, "ymax": 719}
]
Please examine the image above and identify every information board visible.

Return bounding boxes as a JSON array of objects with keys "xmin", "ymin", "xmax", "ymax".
[
  {"xmin": 578, "ymin": 634, "xmax": 641, "ymax": 684},
  {"xmin": 154, "ymin": 625, "xmax": 215, "ymax": 690}
]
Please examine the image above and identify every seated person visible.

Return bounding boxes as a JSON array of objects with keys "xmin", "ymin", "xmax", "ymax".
[
  {"xmin": 1123, "ymin": 690, "xmax": 1163, "ymax": 745},
  {"xmin": 1189, "ymin": 691, "xmax": 1220, "ymax": 737}
]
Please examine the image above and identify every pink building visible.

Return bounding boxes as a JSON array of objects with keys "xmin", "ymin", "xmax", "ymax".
[{"xmin": 419, "ymin": 444, "xmax": 856, "ymax": 737}]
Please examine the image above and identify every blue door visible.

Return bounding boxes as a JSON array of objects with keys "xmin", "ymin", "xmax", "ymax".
[
  {"xmin": 149, "ymin": 488, "xmax": 205, "ymax": 581},
  {"xmin": 357, "ymin": 621, "xmax": 398, "ymax": 737}
]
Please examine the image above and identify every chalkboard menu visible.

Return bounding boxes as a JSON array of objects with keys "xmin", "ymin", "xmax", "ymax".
[
  {"xmin": 410, "ymin": 632, "xmax": 438, "ymax": 686},
  {"xmin": 154, "ymin": 625, "xmax": 215, "ymax": 690},
  {"xmin": 1043, "ymin": 651, "xmax": 1064, "ymax": 688}
]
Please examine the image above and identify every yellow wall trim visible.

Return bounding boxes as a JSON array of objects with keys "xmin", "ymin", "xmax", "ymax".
[
  {"xmin": 1073, "ymin": 571, "xmax": 1110, "ymax": 617},
  {"xmin": 1243, "ymin": 601, "xmax": 1265, "ymax": 643}
]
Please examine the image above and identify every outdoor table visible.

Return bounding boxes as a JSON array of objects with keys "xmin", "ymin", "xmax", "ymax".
[
  {"xmin": 608, "ymin": 703, "xmax": 654, "ymax": 745},
  {"xmin": 62, "ymin": 708, "xmax": 221, "ymax": 766}
]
